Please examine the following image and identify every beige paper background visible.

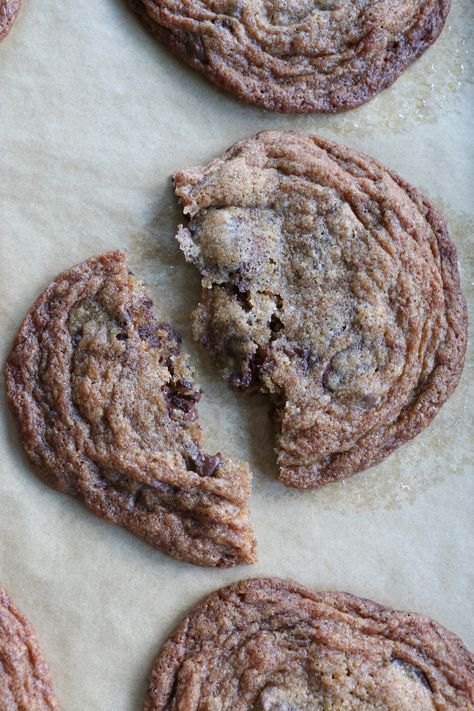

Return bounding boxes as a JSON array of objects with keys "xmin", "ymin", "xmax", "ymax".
[{"xmin": 0, "ymin": 1, "xmax": 473, "ymax": 708}]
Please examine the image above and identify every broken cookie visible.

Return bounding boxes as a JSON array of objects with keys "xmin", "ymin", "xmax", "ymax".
[
  {"xmin": 4, "ymin": 251, "xmax": 255, "ymax": 567},
  {"xmin": 174, "ymin": 130, "xmax": 467, "ymax": 489}
]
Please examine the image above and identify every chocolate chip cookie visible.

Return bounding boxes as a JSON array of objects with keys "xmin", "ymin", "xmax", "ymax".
[
  {"xmin": 145, "ymin": 577, "xmax": 474, "ymax": 710},
  {"xmin": 174, "ymin": 131, "xmax": 467, "ymax": 489},
  {"xmin": 128, "ymin": 0, "xmax": 451, "ymax": 113},
  {"xmin": 0, "ymin": 588, "xmax": 59, "ymax": 710},
  {"xmin": 4, "ymin": 251, "xmax": 255, "ymax": 567},
  {"xmin": 0, "ymin": 0, "xmax": 21, "ymax": 40}
]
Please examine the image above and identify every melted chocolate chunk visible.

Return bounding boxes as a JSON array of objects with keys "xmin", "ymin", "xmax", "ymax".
[
  {"xmin": 186, "ymin": 447, "xmax": 222, "ymax": 477},
  {"xmin": 169, "ymin": 395, "xmax": 194, "ymax": 412},
  {"xmin": 183, "ymin": 33, "xmax": 208, "ymax": 64},
  {"xmin": 137, "ymin": 322, "xmax": 181, "ymax": 351},
  {"xmin": 163, "ymin": 379, "xmax": 202, "ymax": 422}
]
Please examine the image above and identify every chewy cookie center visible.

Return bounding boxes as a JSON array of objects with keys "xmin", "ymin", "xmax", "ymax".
[{"xmin": 183, "ymin": 189, "xmax": 408, "ymax": 415}]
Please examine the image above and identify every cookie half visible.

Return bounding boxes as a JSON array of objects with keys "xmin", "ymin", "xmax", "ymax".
[
  {"xmin": 0, "ymin": 0, "xmax": 21, "ymax": 41},
  {"xmin": 174, "ymin": 131, "xmax": 467, "ymax": 489},
  {"xmin": 128, "ymin": 0, "xmax": 451, "ymax": 113},
  {"xmin": 0, "ymin": 588, "xmax": 59, "ymax": 710},
  {"xmin": 4, "ymin": 251, "xmax": 255, "ymax": 567},
  {"xmin": 145, "ymin": 577, "xmax": 474, "ymax": 710}
]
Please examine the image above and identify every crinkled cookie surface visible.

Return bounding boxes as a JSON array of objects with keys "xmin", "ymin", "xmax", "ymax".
[
  {"xmin": 128, "ymin": 0, "xmax": 451, "ymax": 112},
  {"xmin": 0, "ymin": 588, "xmax": 59, "ymax": 711},
  {"xmin": 174, "ymin": 130, "xmax": 467, "ymax": 489},
  {"xmin": 145, "ymin": 577, "xmax": 474, "ymax": 710},
  {"xmin": 4, "ymin": 251, "xmax": 255, "ymax": 567}
]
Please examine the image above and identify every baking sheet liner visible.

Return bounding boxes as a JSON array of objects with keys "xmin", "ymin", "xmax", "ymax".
[{"xmin": 0, "ymin": 1, "xmax": 473, "ymax": 708}]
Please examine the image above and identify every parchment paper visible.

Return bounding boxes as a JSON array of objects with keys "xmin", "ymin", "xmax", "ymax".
[{"xmin": 0, "ymin": 1, "xmax": 473, "ymax": 709}]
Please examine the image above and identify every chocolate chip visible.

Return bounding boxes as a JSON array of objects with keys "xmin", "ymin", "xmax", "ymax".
[
  {"xmin": 183, "ymin": 408, "xmax": 198, "ymax": 422},
  {"xmin": 183, "ymin": 33, "xmax": 208, "ymax": 64},
  {"xmin": 175, "ymin": 379, "xmax": 202, "ymax": 402},
  {"xmin": 138, "ymin": 324, "xmax": 159, "ymax": 347},
  {"xmin": 218, "ymin": 19, "xmax": 233, "ymax": 31},
  {"xmin": 169, "ymin": 395, "xmax": 194, "ymax": 413},
  {"xmin": 202, "ymin": 452, "xmax": 222, "ymax": 477},
  {"xmin": 228, "ymin": 346, "xmax": 269, "ymax": 392},
  {"xmin": 176, "ymin": 378, "xmax": 193, "ymax": 391},
  {"xmin": 137, "ymin": 321, "xmax": 181, "ymax": 351},
  {"xmin": 186, "ymin": 448, "xmax": 222, "ymax": 477},
  {"xmin": 282, "ymin": 343, "xmax": 318, "ymax": 373},
  {"xmin": 163, "ymin": 380, "xmax": 202, "ymax": 422}
]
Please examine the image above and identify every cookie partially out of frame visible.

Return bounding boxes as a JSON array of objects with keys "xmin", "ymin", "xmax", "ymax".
[
  {"xmin": 128, "ymin": 0, "xmax": 451, "ymax": 113},
  {"xmin": 145, "ymin": 578, "xmax": 474, "ymax": 710},
  {"xmin": 174, "ymin": 130, "xmax": 467, "ymax": 489},
  {"xmin": 0, "ymin": 588, "xmax": 60, "ymax": 711},
  {"xmin": 4, "ymin": 251, "xmax": 255, "ymax": 567},
  {"xmin": 0, "ymin": 0, "xmax": 21, "ymax": 40}
]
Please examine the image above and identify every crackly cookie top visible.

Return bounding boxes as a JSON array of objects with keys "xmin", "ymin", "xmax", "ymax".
[
  {"xmin": 0, "ymin": 588, "xmax": 60, "ymax": 711},
  {"xmin": 128, "ymin": 0, "xmax": 451, "ymax": 112},
  {"xmin": 4, "ymin": 251, "xmax": 255, "ymax": 567},
  {"xmin": 145, "ymin": 577, "xmax": 474, "ymax": 710},
  {"xmin": 0, "ymin": 0, "xmax": 21, "ymax": 40},
  {"xmin": 174, "ymin": 131, "xmax": 467, "ymax": 489}
]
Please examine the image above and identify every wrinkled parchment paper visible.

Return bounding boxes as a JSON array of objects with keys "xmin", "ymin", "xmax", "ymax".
[{"xmin": 0, "ymin": 1, "xmax": 473, "ymax": 708}]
